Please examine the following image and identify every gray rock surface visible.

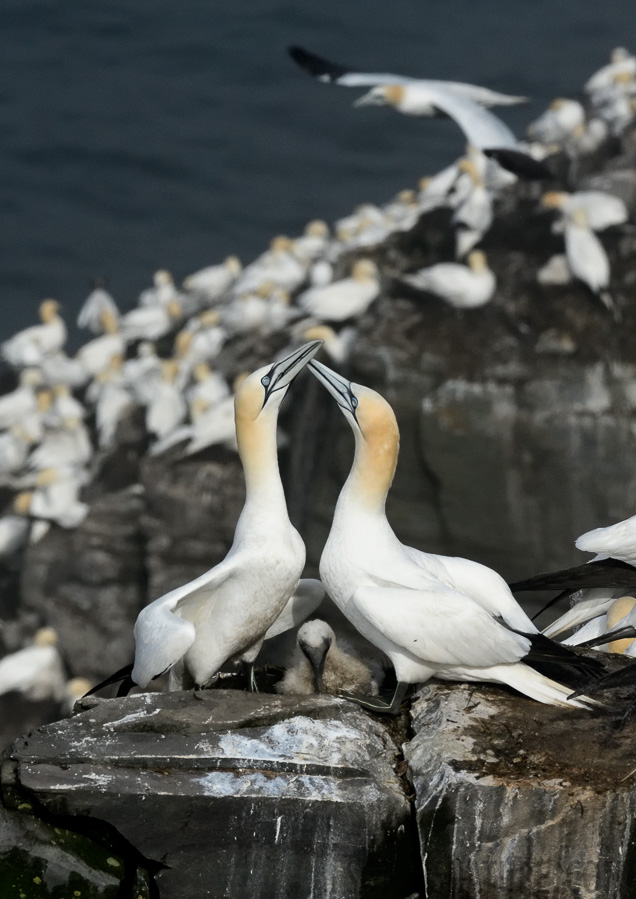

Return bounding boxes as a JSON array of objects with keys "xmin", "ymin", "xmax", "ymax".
[
  {"xmin": 406, "ymin": 682, "xmax": 636, "ymax": 899},
  {"xmin": 2, "ymin": 690, "xmax": 417, "ymax": 899}
]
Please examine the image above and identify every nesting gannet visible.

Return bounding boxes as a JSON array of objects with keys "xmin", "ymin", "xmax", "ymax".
[
  {"xmin": 0, "ymin": 515, "xmax": 30, "ymax": 557},
  {"xmin": 88, "ymin": 340, "xmax": 323, "ymax": 695},
  {"xmin": 77, "ymin": 284, "xmax": 119, "ymax": 333},
  {"xmin": 146, "ymin": 360, "xmax": 187, "ymax": 441},
  {"xmin": 289, "ymin": 46, "xmax": 529, "ymax": 108},
  {"xmin": 277, "ymin": 619, "xmax": 378, "ymax": 695},
  {"xmin": 222, "ymin": 285, "xmax": 298, "ymax": 337},
  {"xmin": 400, "ymin": 250, "xmax": 496, "ymax": 309},
  {"xmin": 292, "ymin": 220, "xmax": 331, "ymax": 263},
  {"xmin": 0, "ymin": 627, "xmax": 67, "ymax": 701},
  {"xmin": 564, "ymin": 208, "xmax": 615, "ymax": 316},
  {"xmin": 541, "ymin": 190, "xmax": 628, "ymax": 233},
  {"xmin": 289, "ymin": 47, "xmax": 546, "ymax": 179},
  {"xmin": 0, "ymin": 369, "xmax": 41, "ymax": 429},
  {"xmin": 44, "ymin": 384, "xmax": 86, "ymax": 429},
  {"xmin": 40, "ymin": 352, "xmax": 90, "ymax": 390},
  {"xmin": 585, "ymin": 48, "xmax": 636, "ymax": 96},
  {"xmin": 176, "ymin": 313, "xmax": 228, "ymax": 374},
  {"xmin": 451, "ymin": 159, "xmax": 493, "ymax": 257},
  {"xmin": 120, "ymin": 299, "xmax": 183, "ymax": 343},
  {"xmin": 138, "ymin": 269, "xmax": 179, "ymax": 308},
  {"xmin": 0, "ymin": 427, "xmax": 37, "ymax": 481},
  {"xmin": 527, "ymin": 99, "xmax": 586, "ymax": 145},
  {"xmin": 308, "ymin": 359, "xmax": 602, "ymax": 712},
  {"xmin": 182, "ymin": 256, "xmax": 242, "ymax": 302},
  {"xmin": 27, "ymin": 417, "xmax": 92, "ymax": 472},
  {"xmin": 297, "ymin": 259, "xmax": 380, "ymax": 321},
  {"xmin": 15, "ymin": 467, "xmax": 89, "ymax": 529},
  {"xmin": 233, "ymin": 236, "xmax": 307, "ymax": 296},
  {"xmin": 1, "ymin": 301, "xmax": 66, "ymax": 368},
  {"xmin": 75, "ymin": 309, "xmax": 125, "ymax": 377}
]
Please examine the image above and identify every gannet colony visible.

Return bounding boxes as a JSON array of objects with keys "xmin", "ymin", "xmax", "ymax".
[{"xmin": 1, "ymin": 45, "xmax": 636, "ymax": 899}]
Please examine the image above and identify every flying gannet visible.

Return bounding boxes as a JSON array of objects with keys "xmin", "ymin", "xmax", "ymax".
[
  {"xmin": 308, "ymin": 359, "xmax": 603, "ymax": 713},
  {"xmin": 289, "ymin": 46, "xmax": 548, "ymax": 179},
  {"xmin": 86, "ymin": 339, "xmax": 323, "ymax": 696}
]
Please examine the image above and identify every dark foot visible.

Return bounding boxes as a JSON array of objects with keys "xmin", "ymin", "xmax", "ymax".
[{"xmin": 340, "ymin": 682, "xmax": 411, "ymax": 716}]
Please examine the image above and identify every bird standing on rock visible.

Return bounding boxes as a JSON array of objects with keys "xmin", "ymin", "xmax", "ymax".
[
  {"xmin": 86, "ymin": 339, "xmax": 323, "ymax": 696},
  {"xmin": 308, "ymin": 359, "xmax": 604, "ymax": 713}
]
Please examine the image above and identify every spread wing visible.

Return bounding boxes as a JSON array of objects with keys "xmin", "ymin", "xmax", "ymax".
[
  {"xmin": 351, "ymin": 584, "xmax": 529, "ymax": 668},
  {"xmin": 132, "ymin": 556, "xmax": 240, "ymax": 686}
]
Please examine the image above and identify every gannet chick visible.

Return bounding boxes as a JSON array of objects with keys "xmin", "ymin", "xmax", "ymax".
[
  {"xmin": 277, "ymin": 620, "xmax": 378, "ymax": 695},
  {"xmin": 564, "ymin": 208, "xmax": 615, "ymax": 317},
  {"xmin": 87, "ymin": 340, "xmax": 323, "ymax": 695},
  {"xmin": 75, "ymin": 309, "xmax": 125, "ymax": 377},
  {"xmin": 289, "ymin": 45, "xmax": 529, "ymax": 108},
  {"xmin": 297, "ymin": 259, "xmax": 380, "ymax": 321},
  {"xmin": 1, "ymin": 301, "xmax": 66, "ymax": 369},
  {"xmin": 0, "ymin": 369, "xmax": 41, "ymax": 429},
  {"xmin": 138, "ymin": 269, "xmax": 179, "ymax": 308},
  {"xmin": 182, "ymin": 256, "xmax": 242, "ymax": 302},
  {"xmin": 401, "ymin": 250, "xmax": 496, "ymax": 309},
  {"xmin": 120, "ymin": 299, "xmax": 183, "ymax": 343},
  {"xmin": 308, "ymin": 359, "xmax": 603, "ymax": 712},
  {"xmin": 542, "ymin": 190, "xmax": 628, "ymax": 233},
  {"xmin": 0, "ymin": 627, "xmax": 67, "ymax": 701},
  {"xmin": 77, "ymin": 283, "xmax": 119, "ymax": 334},
  {"xmin": 262, "ymin": 578, "xmax": 326, "ymax": 641},
  {"xmin": 527, "ymin": 99, "xmax": 586, "ymax": 145}
]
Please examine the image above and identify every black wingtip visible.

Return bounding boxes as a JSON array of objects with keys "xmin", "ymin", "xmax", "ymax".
[
  {"xmin": 83, "ymin": 663, "xmax": 135, "ymax": 698},
  {"xmin": 510, "ymin": 558, "xmax": 636, "ymax": 594},
  {"xmin": 484, "ymin": 148, "xmax": 554, "ymax": 180},
  {"xmin": 288, "ymin": 45, "xmax": 350, "ymax": 82},
  {"xmin": 569, "ymin": 661, "xmax": 636, "ymax": 700},
  {"xmin": 520, "ymin": 631, "xmax": 607, "ymax": 689}
]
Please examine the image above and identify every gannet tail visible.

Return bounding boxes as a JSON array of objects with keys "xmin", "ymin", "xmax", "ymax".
[{"xmin": 502, "ymin": 663, "xmax": 599, "ymax": 709}]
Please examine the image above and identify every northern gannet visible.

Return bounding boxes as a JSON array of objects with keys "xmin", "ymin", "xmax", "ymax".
[
  {"xmin": 297, "ymin": 259, "xmax": 380, "ymax": 321},
  {"xmin": 182, "ymin": 256, "xmax": 242, "ymax": 302},
  {"xmin": 0, "ymin": 515, "xmax": 30, "ymax": 557},
  {"xmin": 232, "ymin": 236, "xmax": 307, "ymax": 296},
  {"xmin": 15, "ymin": 466, "xmax": 90, "ymax": 529},
  {"xmin": 0, "ymin": 628, "xmax": 67, "ymax": 701},
  {"xmin": 276, "ymin": 619, "xmax": 378, "ymax": 696},
  {"xmin": 1, "ymin": 301, "xmax": 67, "ymax": 369},
  {"xmin": 308, "ymin": 359, "xmax": 602, "ymax": 712},
  {"xmin": 291, "ymin": 220, "xmax": 331, "ymax": 263},
  {"xmin": 138, "ymin": 269, "xmax": 179, "ymax": 308},
  {"xmin": 77, "ymin": 284, "xmax": 119, "ymax": 334},
  {"xmin": 145, "ymin": 360, "xmax": 187, "ymax": 441},
  {"xmin": 0, "ymin": 369, "xmax": 41, "ymax": 429},
  {"xmin": 87, "ymin": 340, "xmax": 323, "ymax": 695},
  {"xmin": 585, "ymin": 48, "xmax": 636, "ymax": 96},
  {"xmin": 289, "ymin": 45, "xmax": 529, "ymax": 108},
  {"xmin": 541, "ymin": 190, "xmax": 628, "ymax": 233},
  {"xmin": 400, "ymin": 250, "xmax": 496, "ymax": 309},
  {"xmin": 451, "ymin": 158, "xmax": 493, "ymax": 257},
  {"xmin": 75, "ymin": 309, "xmax": 125, "ymax": 377},
  {"xmin": 120, "ymin": 299, "xmax": 183, "ymax": 343},
  {"xmin": 563, "ymin": 208, "xmax": 615, "ymax": 317},
  {"xmin": 527, "ymin": 99, "xmax": 586, "ymax": 145},
  {"xmin": 289, "ymin": 47, "xmax": 547, "ymax": 179}
]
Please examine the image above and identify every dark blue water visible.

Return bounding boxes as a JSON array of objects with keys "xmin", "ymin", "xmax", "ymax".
[{"xmin": 1, "ymin": 0, "xmax": 634, "ymax": 344}]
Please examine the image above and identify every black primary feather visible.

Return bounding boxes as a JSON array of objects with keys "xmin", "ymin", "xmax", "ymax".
[
  {"xmin": 510, "ymin": 558, "xmax": 636, "ymax": 593},
  {"xmin": 483, "ymin": 148, "xmax": 553, "ymax": 180},
  {"xmin": 569, "ymin": 659, "xmax": 636, "ymax": 699},
  {"xmin": 288, "ymin": 46, "xmax": 350, "ymax": 82},
  {"xmin": 514, "ymin": 630, "xmax": 607, "ymax": 690},
  {"xmin": 84, "ymin": 663, "xmax": 135, "ymax": 698}
]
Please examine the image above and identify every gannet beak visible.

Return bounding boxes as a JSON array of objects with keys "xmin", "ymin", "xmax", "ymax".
[
  {"xmin": 261, "ymin": 339, "xmax": 323, "ymax": 407},
  {"xmin": 308, "ymin": 359, "xmax": 359, "ymax": 422},
  {"xmin": 299, "ymin": 633, "xmax": 332, "ymax": 693},
  {"xmin": 353, "ymin": 89, "xmax": 382, "ymax": 108}
]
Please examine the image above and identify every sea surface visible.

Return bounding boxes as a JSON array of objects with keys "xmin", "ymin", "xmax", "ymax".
[{"xmin": 1, "ymin": 0, "xmax": 634, "ymax": 345}]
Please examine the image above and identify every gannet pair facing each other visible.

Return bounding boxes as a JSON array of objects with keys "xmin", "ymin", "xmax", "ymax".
[
  {"xmin": 289, "ymin": 46, "xmax": 550, "ymax": 180},
  {"xmin": 87, "ymin": 340, "xmax": 323, "ymax": 696},
  {"xmin": 308, "ymin": 360, "xmax": 603, "ymax": 713}
]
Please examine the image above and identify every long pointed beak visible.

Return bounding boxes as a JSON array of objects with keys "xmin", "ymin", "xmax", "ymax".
[
  {"xmin": 299, "ymin": 637, "xmax": 331, "ymax": 693},
  {"xmin": 262, "ymin": 339, "xmax": 323, "ymax": 405},
  {"xmin": 308, "ymin": 359, "xmax": 359, "ymax": 419},
  {"xmin": 353, "ymin": 90, "xmax": 379, "ymax": 108}
]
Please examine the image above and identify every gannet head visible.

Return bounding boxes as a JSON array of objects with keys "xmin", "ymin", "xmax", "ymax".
[
  {"xmin": 36, "ymin": 389, "xmax": 53, "ymax": 412},
  {"xmin": 154, "ymin": 269, "xmax": 174, "ymax": 288},
  {"xmin": 298, "ymin": 619, "xmax": 335, "ymax": 692},
  {"xmin": 34, "ymin": 627, "xmax": 59, "ymax": 647},
  {"xmin": 270, "ymin": 235, "xmax": 294, "ymax": 253},
  {"xmin": 174, "ymin": 330, "xmax": 193, "ymax": 358},
  {"xmin": 607, "ymin": 596, "xmax": 636, "ymax": 654},
  {"xmin": 308, "ymin": 359, "xmax": 397, "ymax": 440},
  {"xmin": 354, "ymin": 84, "xmax": 405, "ymax": 108},
  {"xmin": 13, "ymin": 491, "xmax": 33, "ymax": 516},
  {"xmin": 99, "ymin": 308, "xmax": 119, "ymax": 335},
  {"xmin": 198, "ymin": 309, "xmax": 221, "ymax": 329},
  {"xmin": 541, "ymin": 191, "xmax": 569, "ymax": 209},
  {"xmin": 458, "ymin": 158, "xmax": 483, "ymax": 186},
  {"xmin": 167, "ymin": 300, "xmax": 182, "ymax": 319},
  {"xmin": 418, "ymin": 176, "xmax": 432, "ymax": 191},
  {"xmin": 351, "ymin": 259, "xmax": 379, "ymax": 284},
  {"xmin": 39, "ymin": 299, "xmax": 61, "ymax": 323},
  {"xmin": 225, "ymin": 255, "xmax": 242, "ymax": 275},
  {"xmin": 234, "ymin": 339, "xmax": 324, "ymax": 423},
  {"xmin": 193, "ymin": 362, "xmax": 212, "ymax": 382},
  {"xmin": 304, "ymin": 220, "xmax": 329, "ymax": 238}
]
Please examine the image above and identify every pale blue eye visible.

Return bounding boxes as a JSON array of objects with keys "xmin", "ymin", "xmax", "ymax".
[
  {"xmin": 351, "ymin": 395, "xmax": 358, "ymax": 408},
  {"xmin": 261, "ymin": 375, "xmax": 271, "ymax": 387}
]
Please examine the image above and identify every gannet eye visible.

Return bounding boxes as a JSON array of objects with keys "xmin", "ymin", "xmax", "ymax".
[
  {"xmin": 261, "ymin": 374, "xmax": 271, "ymax": 388},
  {"xmin": 351, "ymin": 395, "xmax": 358, "ymax": 408}
]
